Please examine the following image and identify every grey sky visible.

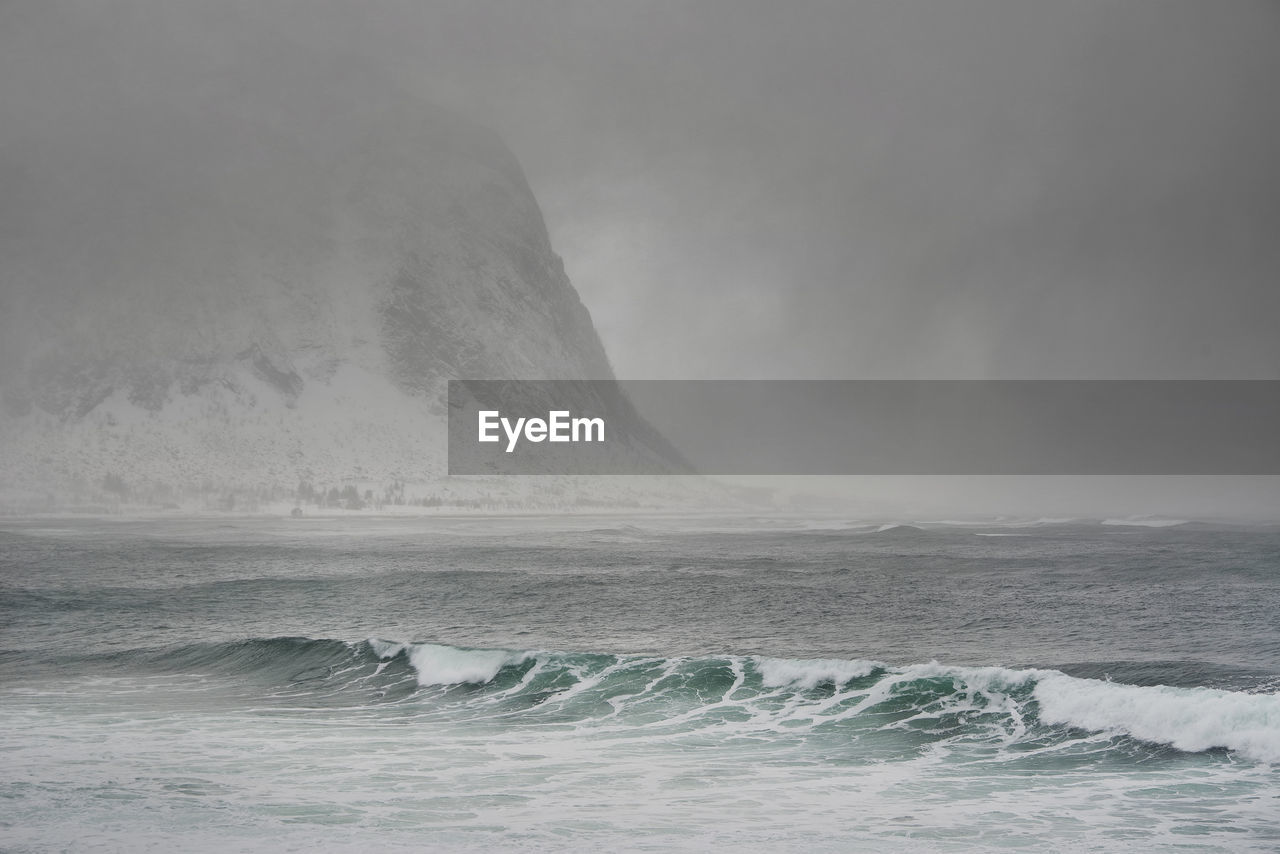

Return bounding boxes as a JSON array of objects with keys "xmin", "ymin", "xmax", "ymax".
[
  {"xmin": 4, "ymin": 0, "xmax": 1278, "ymax": 382},
  {"xmin": 403, "ymin": 0, "xmax": 1280, "ymax": 380}
]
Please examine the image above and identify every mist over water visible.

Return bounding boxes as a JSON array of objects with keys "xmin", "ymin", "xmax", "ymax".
[{"xmin": 5, "ymin": 0, "xmax": 1278, "ymax": 516}]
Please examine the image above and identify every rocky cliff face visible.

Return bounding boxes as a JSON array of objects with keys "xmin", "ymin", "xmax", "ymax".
[{"xmin": 0, "ymin": 18, "xmax": 686, "ymax": 509}]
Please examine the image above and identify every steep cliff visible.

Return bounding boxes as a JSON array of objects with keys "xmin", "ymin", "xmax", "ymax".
[{"xmin": 0, "ymin": 16, "xmax": 689, "ymax": 509}]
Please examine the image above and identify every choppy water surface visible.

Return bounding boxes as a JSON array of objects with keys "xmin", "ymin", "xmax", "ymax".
[{"xmin": 2, "ymin": 515, "xmax": 1279, "ymax": 851}]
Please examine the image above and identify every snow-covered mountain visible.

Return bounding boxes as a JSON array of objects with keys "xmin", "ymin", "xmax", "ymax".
[{"xmin": 0, "ymin": 22, "xmax": 694, "ymax": 511}]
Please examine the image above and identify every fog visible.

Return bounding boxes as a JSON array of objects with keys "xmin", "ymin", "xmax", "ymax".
[
  {"xmin": 6, "ymin": 0, "xmax": 1279, "ymax": 379},
  {"xmin": 3, "ymin": 0, "xmax": 1278, "ymax": 516}
]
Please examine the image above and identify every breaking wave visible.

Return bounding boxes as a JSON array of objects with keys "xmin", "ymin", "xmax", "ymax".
[{"xmin": 71, "ymin": 636, "xmax": 1280, "ymax": 763}]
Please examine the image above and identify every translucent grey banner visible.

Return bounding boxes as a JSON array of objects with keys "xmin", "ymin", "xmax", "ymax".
[{"xmin": 447, "ymin": 380, "xmax": 1280, "ymax": 475}]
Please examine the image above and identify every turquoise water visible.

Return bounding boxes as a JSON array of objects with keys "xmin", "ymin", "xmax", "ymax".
[{"xmin": 2, "ymin": 516, "xmax": 1278, "ymax": 851}]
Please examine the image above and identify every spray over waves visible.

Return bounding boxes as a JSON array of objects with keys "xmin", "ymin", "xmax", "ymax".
[{"xmin": 369, "ymin": 639, "xmax": 530, "ymax": 686}]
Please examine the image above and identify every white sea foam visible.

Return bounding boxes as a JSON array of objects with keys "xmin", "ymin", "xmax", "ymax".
[
  {"xmin": 403, "ymin": 643, "xmax": 529, "ymax": 686},
  {"xmin": 367, "ymin": 638, "xmax": 407, "ymax": 659},
  {"xmin": 893, "ymin": 660, "xmax": 1043, "ymax": 688},
  {"xmin": 882, "ymin": 662, "xmax": 1280, "ymax": 763},
  {"xmin": 1101, "ymin": 517, "xmax": 1188, "ymax": 527},
  {"xmin": 368, "ymin": 638, "xmax": 530, "ymax": 686},
  {"xmin": 1034, "ymin": 673, "xmax": 1280, "ymax": 763},
  {"xmin": 802, "ymin": 659, "xmax": 1280, "ymax": 764},
  {"xmin": 370, "ymin": 640, "xmax": 1280, "ymax": 763},
  {"xmin": 916, "ymin": 517, "xmax": 1076, "ymax": 528},
  {"xmin": 755, "ymin": 657, "xmax": 881, "ymax": 689}
]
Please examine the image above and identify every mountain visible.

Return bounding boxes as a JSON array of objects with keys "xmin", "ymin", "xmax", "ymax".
[{"xmin": 0, "ymin": 15, "xmax": 692, "ymax": 512}]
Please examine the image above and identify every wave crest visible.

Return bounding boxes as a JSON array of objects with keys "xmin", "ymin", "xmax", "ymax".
[
  {"xmin": 1035, "ymin": 674, "xmax": 1280, "ymax": 762},
  {"xmin": 388, "ymin": 642, "xmax": 530, "ymax": 687},
  {"xmin": 78, "ymin": 636, "xmax": 1280, "ymax": 763}
]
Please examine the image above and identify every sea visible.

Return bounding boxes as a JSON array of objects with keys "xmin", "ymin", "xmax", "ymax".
[{"xmin": 2, "ymin": 514, "xmax": 1278, "ymax": 852}]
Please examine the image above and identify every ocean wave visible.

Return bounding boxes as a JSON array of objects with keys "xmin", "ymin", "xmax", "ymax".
[
  {"xmin": 392, "ymin": 641, "xmax": 530, "ymax": 686},
  {"xmin": 1034, "ymin": 674, "xmax": 1280, "ymax": 761},
  {"xmin": 63, "ymin": 637, "xmax": 1280, "ymax": 763},
  {"xmin": 1101, "ymin": 517, "xmax": 1189, "ymax": 528},
  {"xmin": 754, "ymin": 656, "xmax": 882, "ymax": 688}
]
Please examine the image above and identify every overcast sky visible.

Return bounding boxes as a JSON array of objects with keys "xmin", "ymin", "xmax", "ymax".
[
  {"xmin": 4, "ymin": 0, "xmax": 1278, "ymax": 383},
  {"xmin": 390, "ymin": 0, "xmax": 1280, "ymax": 380}
]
